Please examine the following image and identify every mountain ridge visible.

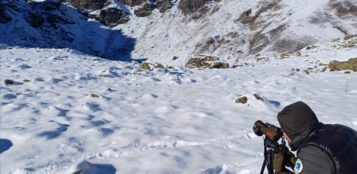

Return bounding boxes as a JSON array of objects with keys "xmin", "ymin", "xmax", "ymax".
[{"xmin": 1, "ymin": 0, "xmax": 356, "ymax": 65}]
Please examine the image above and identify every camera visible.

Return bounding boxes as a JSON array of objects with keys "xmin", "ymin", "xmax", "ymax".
[
  {"xmin": 253, "ymin": 120, "xmax": 283, "ymax": 143},
  {"xmin": 253, "ymin": 120, "xmax": 285, "ymax": 174}
]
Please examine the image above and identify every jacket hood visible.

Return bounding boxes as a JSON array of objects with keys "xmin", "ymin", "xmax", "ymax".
[{"xmin": 277, "ymin": 101, "xmax": 319, "ymax": 150}]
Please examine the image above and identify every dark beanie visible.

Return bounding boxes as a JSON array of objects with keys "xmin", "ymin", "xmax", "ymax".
[{"xmin": 277, "ymin": 101, "xmax": 319, "ymax": 146}]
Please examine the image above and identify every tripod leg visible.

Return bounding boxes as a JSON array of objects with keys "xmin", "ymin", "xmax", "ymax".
[
  {"xmin": 260, "ymin": 147, "xmax": 268, "ymax": 174},
  {"xmin": 260, "ymin": 158, "xmax": 267, "ymax": 174},
  {"xmin": 267, "ymin": 150, "xmax": 274, "ymax": 174}
]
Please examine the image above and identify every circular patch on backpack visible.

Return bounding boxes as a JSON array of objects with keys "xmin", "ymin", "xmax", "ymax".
[{"xmin": 294, "ymin": 159, "xmax": 303, "ymax": 174}]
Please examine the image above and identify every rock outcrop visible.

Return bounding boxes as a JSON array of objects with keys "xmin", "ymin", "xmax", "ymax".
[
  {"xmin": 235, "ymin": 96, "xmax": 248, "ymax": 104},
  {"xmin": 97, "ymin": 8, "xmax": 130, "ymax": 27},
  {"xmin": 185, "ymin": 55, "xmax": 229, "ymax": 69},
  {"xmin": 329, "ymin": 0, "xmax": 357, "ymax": 17},
  {"xmin": 118, "ymin": 0, "xmax": 147, "ymax": 7},
  {"xmin": 66, "ymin": 0, "xmax": 130, "ymax": 27},
  {"xmin": 139, "ymin": 62, "xmax": 165, "ymax": 71},
  {"xmin": 156, "ymin": 0, "xmax": 172, "ymax": 13},
  {"xmin": 178, "ymin": 0, "xmax": 206, "ymax": 14},
  {"xmin": 66, "ymin": 0, "xmax": 109, "ymax": 12},
  {"xmin": 134, "ymin": 3, "xmax": 156, "ymax": 17},
  {"xmin": 329, "ymin": 58, "xmax": 357, "ymax": 71},
  {"xmin": 71, "ymin": 0, "xmax": 173, "ymax": 19}
]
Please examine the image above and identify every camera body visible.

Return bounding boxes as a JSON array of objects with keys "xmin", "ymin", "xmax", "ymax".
[
  {"xmin": 253, "ymin": 120, "xmax": 287, "ymax": 174},
  {"xmin": 253, "ymin": 120, "xmax": 283, "ymax": 143}
]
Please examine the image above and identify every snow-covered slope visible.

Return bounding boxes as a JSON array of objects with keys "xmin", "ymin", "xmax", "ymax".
[
  {"xmin": 1, "ymin": 0, "xmax": 356, "ymax": 65},
  {"xmin": 1, "ymin": 36, "xmax": 356, "ymax": 173},
  {"xmin": 114, "ymin": 0, "xmax": 357, "ymax": 65}
]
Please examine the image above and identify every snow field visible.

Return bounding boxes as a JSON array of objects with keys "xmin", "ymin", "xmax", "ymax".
[{"xmin": 1, "ymin": 42, "xmax": 357, "ymax": 174}]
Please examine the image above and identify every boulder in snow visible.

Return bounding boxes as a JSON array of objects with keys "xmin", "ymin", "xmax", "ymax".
[
  {"xmin": 235, "ymin": 96, "xmax": 248, "ymax": 104},
  {"xmin": 329, "ymin": 58, "xmax": 357, "ymax": 71},
  {"xmin": 139, "ymin": 62, "xmax": 165, "ymax": 71},
  {"xmin": 185, "ymin": 56, "xmax": 229, "ymax": 69}
]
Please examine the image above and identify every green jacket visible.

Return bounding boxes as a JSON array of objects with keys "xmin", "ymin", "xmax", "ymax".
[{"xmin": 297, "ymin": 146, "xmax": 334, "ymax": 174}]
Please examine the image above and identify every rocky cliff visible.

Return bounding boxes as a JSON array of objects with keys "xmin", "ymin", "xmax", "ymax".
[{"xmin": 0, "ymin": 0, "xmax": 135, "ymax": 60}]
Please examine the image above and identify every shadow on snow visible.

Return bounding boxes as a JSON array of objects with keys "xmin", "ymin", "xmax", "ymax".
[
  {"xmin": 0, "ymin": 139, "xmax": 13, "ymax": 153},
  {"xmin": 75, "ymin": 160, "xmax": 117, "ymax": 174}
]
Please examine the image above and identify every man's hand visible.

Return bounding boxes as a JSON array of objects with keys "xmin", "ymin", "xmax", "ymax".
[{"xmin": 273, "ymin": 145, "xmax": 296, "ymax": 173}]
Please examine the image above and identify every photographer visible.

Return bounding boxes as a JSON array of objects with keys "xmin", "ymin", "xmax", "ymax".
[{"xmin": 274, "ymin": 101, "xmax": 357, "ymax": 174}]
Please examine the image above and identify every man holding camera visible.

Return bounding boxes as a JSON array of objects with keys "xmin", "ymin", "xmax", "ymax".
[{"xmin": 274, "ymin": 101, "xmax": 357, "ymax": 174}]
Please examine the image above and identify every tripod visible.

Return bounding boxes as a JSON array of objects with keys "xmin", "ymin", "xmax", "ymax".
[{"xmin": 259, "ymin": 137, "xmax": 286, "ymax": 174}]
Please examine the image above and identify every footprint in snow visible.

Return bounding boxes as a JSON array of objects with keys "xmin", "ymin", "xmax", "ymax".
[
  {"xmin": 90, "ymin": 119, "xmax": 110, "ymax": 127},
  {"xmin": 38, "ymin": 123, "xmax": 69, "ymax": 140},
  {"xmin": 174, "ymin": 156, "xmax": 187, "ymax": 168},
  {"xmin": 18, "ymin": 64, "xmax": 32, "ymax": 70},
  {"xmin": 85, "ymin": 102, "xmax": 102, "ymax": 112},
  {"xmin": 15, "ymin": 58, "xmax": 26, "ymax": 62},
  {"xmin": 77, "ymin": 73, "xmax": 98, "ymax": 81},
  {"xmin": 86, "ymin": 115, "xmax": 95, "ymax": 120},
  {"xmin": 34, "ymin": 77, "xmax": 45, "ymax": 82},
  {"xmin": 65, "ymin": 137, "xmax": 84, "ymax": 152},
  {"xmin": 1, "ymin": 102, "xmax": 9, "ymax": 106},
  {"xmin": 55, "ymin": 107, "xmax": 70, "ymax": 117},
  {"xmin": 55, "ymin": 107, "xmax": 73, "ymax": 121},
  {"xmin": 200, "ymin": 165, "xmax": 234, "ymax": 174},
  {"xmin": 3, "ymin": 93, "xmax": 17, "ymax": 100},
  {"xmin": 73, "ymin": 160, "xmax": 116, "ymax": 174},
  {"xmin": 0, "ymin": 139, "xmax": 13, "ymax": 153},
  {"xmin": 9, "ymin": 103, "xmax": 29, "ymax": 112},
  {"xmin": 108, "ymin": 67, "xmax": 122, "ymax": 78},
  {"xmin": 52, "ymin": 78, "xmax": 64, "ymax": 84},
  {"xmin": 99, "ymin": 128, "xmax": 114, "ymax": 137}
]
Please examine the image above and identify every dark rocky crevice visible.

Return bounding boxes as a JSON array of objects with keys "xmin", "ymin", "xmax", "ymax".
[
  {"xmin": 96, "ymin": 8, "xmax": 130, "ymax": 27},
  {"xmin": 0, "ymin": 5, "xmax": 13, "ymax": 23},
  {"xmin": 117, "ymin": 0, "xmax": 147, "ymax": 7},
  {"xmin": 66, "ymin": 0, "xmax": 109, "ymax": 12}
]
